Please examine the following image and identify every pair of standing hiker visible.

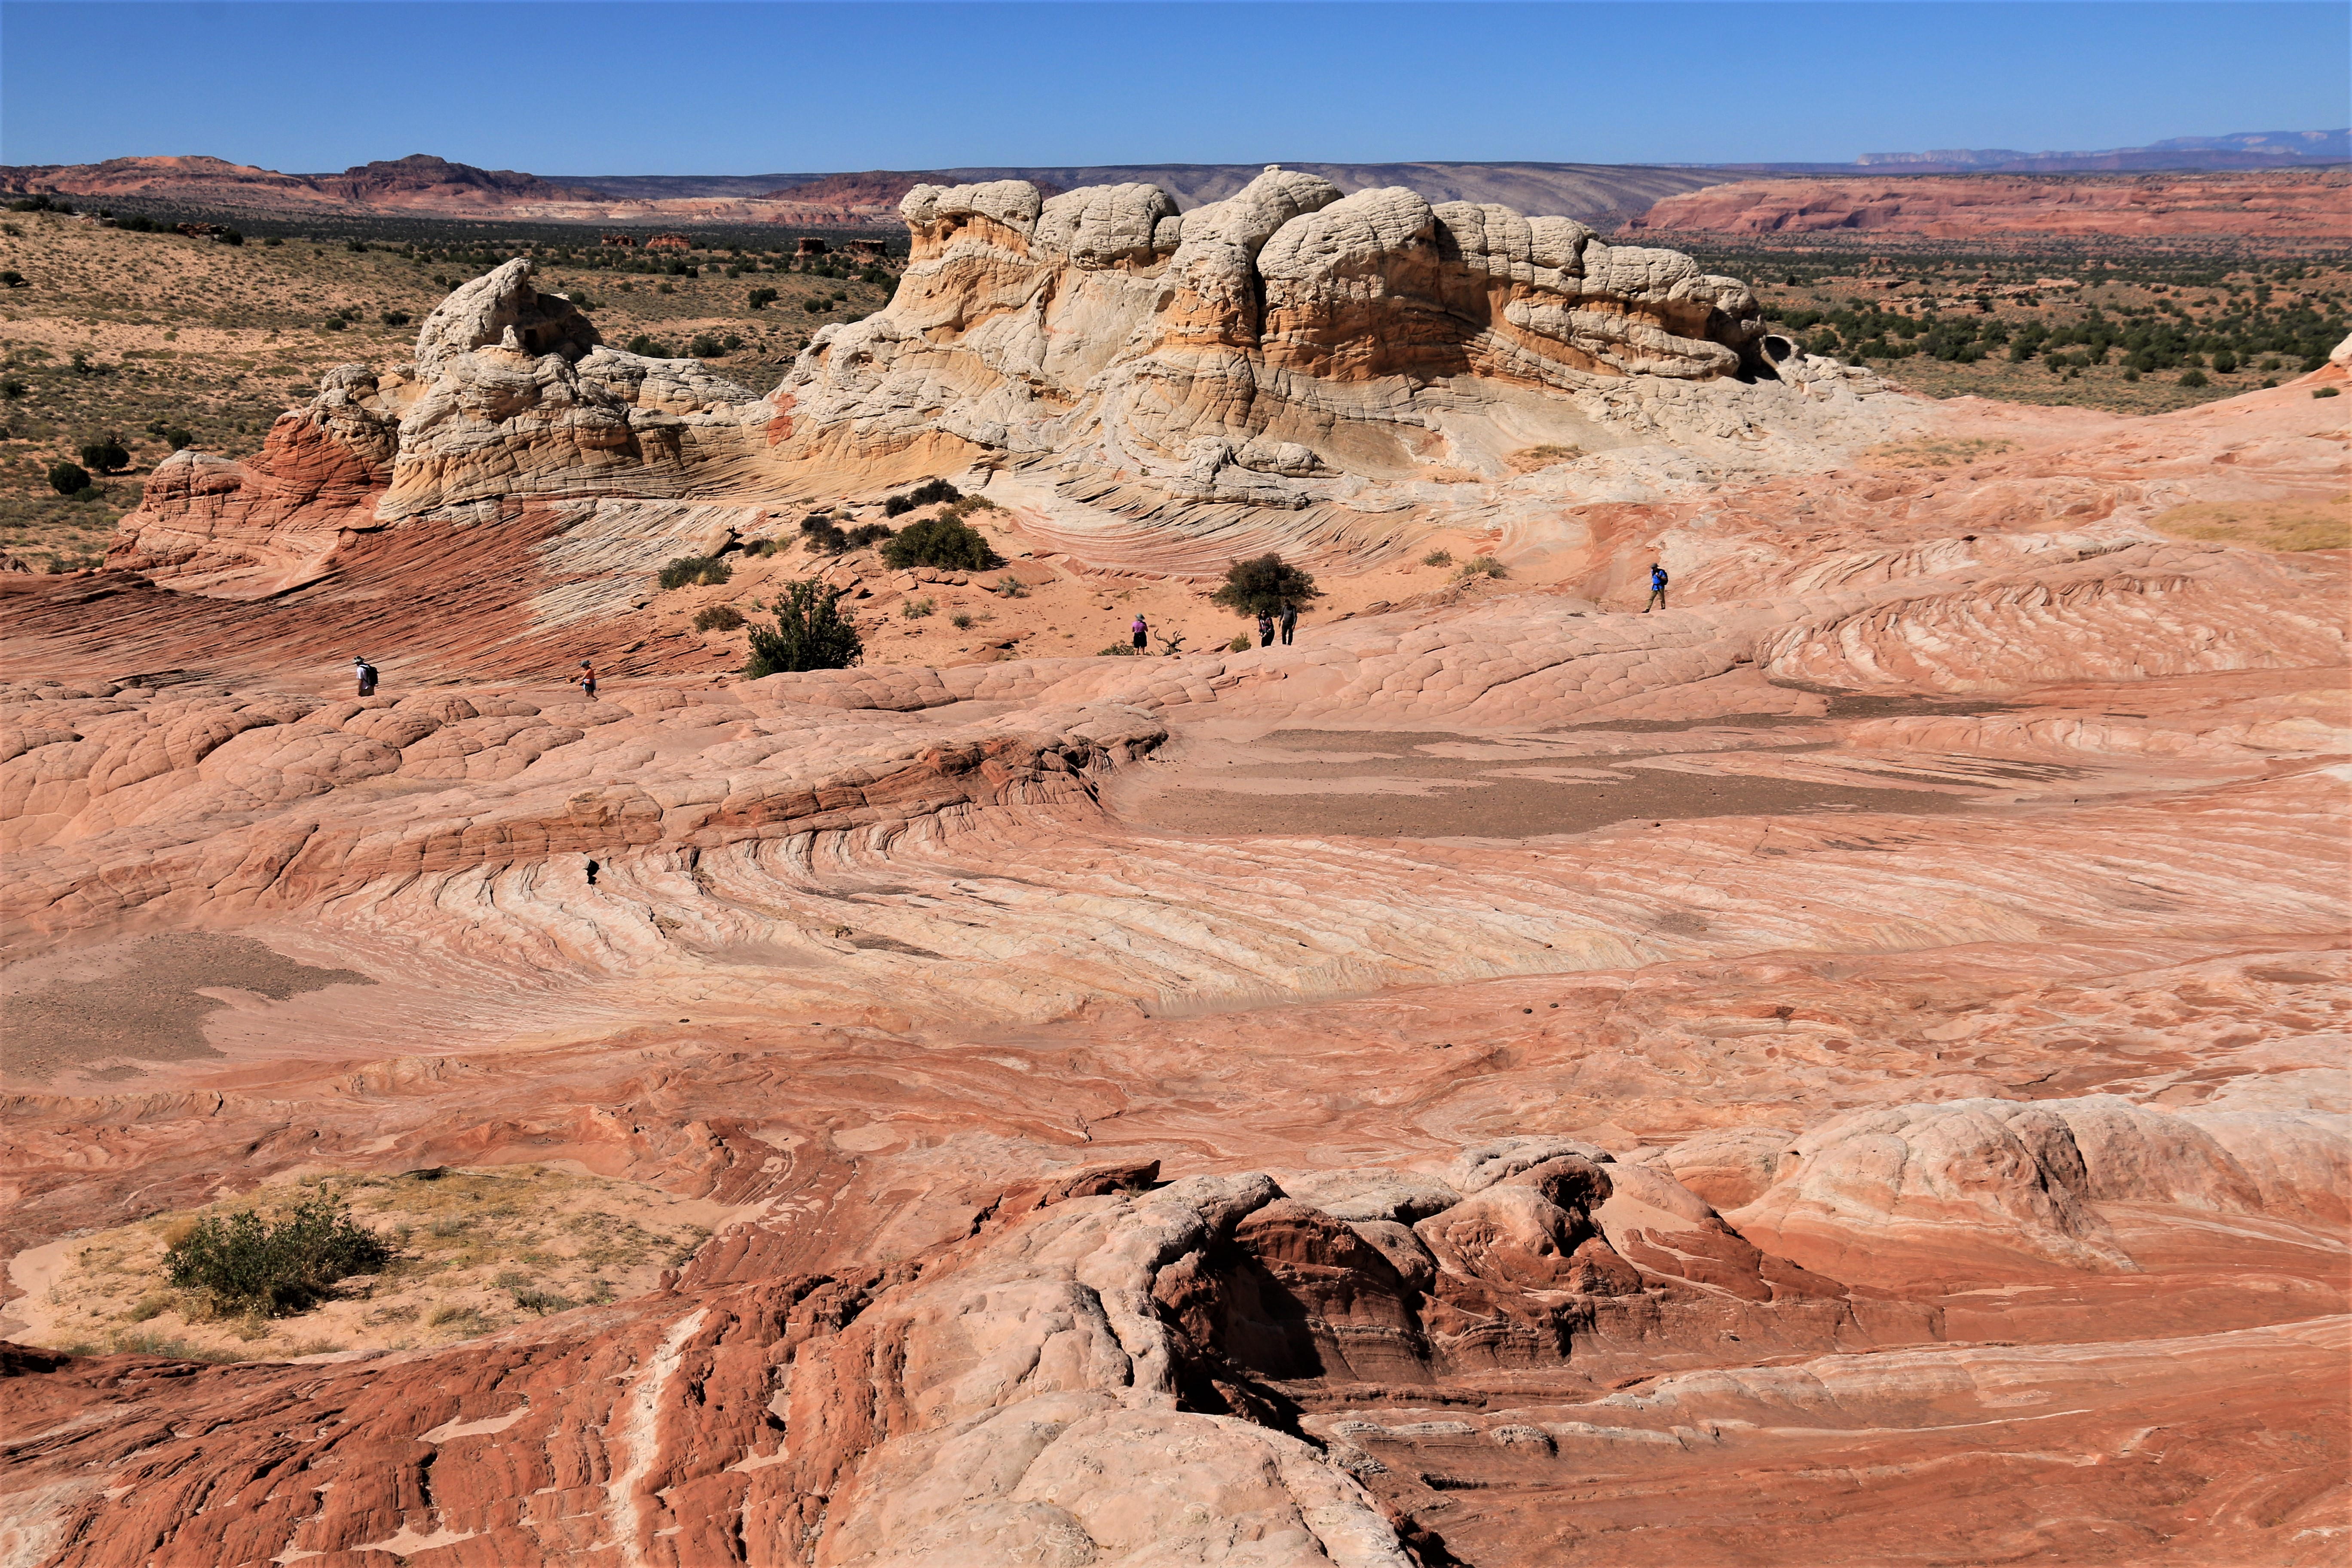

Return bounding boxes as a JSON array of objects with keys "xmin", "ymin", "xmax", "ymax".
[
  {"xmin": 349, "ymin": 656, "xmax": 597, "ymax": 699},
  {"xmin": 1256, "ymin": 601, "xmax": 1299, "ymax": 648}
]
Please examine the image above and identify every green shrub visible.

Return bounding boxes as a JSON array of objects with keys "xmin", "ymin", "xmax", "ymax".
[
  {"xmin": 949, "ymin": 611, "xmax": 974, "ymax": 629},
  {"xmin": 1227, "ymin": 633, "xmax": 1252, "ymax": 652},
  {"xmin": 2178, "ymin": 369, "xmax": 2209, "ymax": 388},
  {"xmin": 1097, "ymin": 642, "xmax": 1139, "ymax": 656},
  {"xmin": 883, "ymin": 478, "xmax": 960, "ymax": 517},
  {"xmin": 1421, "ymin": 549, "xmax": 1454, "ymax": 567},
  {"xmin": 163, "ymin": 1197, "xmax": 392, "ymax": 1317},
  {"xmin": 658, "ymin": 554, "xmax": 732, "ymax": 589},
  {"xmin": 47, "ymin": 461, "xmax": 89, "ymax": 495},
  {"xmin": 165, "ymin": 427, "xmax": 194, "ymax": 450},
  {"xmin": 693, "ymin": 604, "xmax": 746, "ymax": 631},
  {"xmin": 78, "ymin": 438, "xmax": 128, "ymax": 474},
  {"xmin": 1, "ymin": 377, "xmax": 24, "ymax": 398},
  {"xmin": 2316, "ymin": 388, "xmax": 2342, "ymax": 400},
  {"xmin": 1452, "ymin": 555, "xmax": 1507, "ymax": 581},
  {"xmin": 993, "ymin": 575, "xmax": 1029, "ymax": 598},
  {"xmin": 0, "ymin": 270, "xmax": 25, "ymax": 289},
  {"xmin": 901, "ymin": 596, "xmax": 935, "ymax": 619},
  {"xmin": 1210, "ymin": 553, "xmax": 1319, "ymax": 617},
  {"xmin": 511, "ymin": 1287, "xmax": 578, "ymax": 1315},
  {"xmin": 748, "ymin": 287, "xmax": 778, "ymax": 310},
  {"xmin": 745, "ymin": 579, "xmax": 864, "ymax": 676},
  {"xmin": 688, "ymin": 333, "xmax": 724, "ymax": 358},
  {"xmin": 882, "ymin": 515, "xmax": 997, "ymax": 571},
  {"xmin": 625, "ymin": 334, "xmax": 673, "ymax": 358},
  {"xmin": 381, "ymin": 310, "xmax": 411, "ymax": 327}
]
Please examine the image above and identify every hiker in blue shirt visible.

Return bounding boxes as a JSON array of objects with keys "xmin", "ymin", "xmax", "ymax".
[{"xmin": 1644, "ymin": 562, "xmax": 1669, "ymax": 613}]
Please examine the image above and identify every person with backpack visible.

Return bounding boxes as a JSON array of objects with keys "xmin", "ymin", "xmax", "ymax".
[
  {"xmin": 352, "ymin": 656, "xmax": 377, "ymax": 697},
  {"xmin": 1279, "ymin": 600, "xmax": 1298, "ymax": 646},
  {"xmin": 1131, "ymin": 612, "xmax": 1149, "ymax": 652},
  {"xmin": 1644, "ymin": 562, "xmax": 1669, "ymax": 613},
  {"xmin": 1257, "ymin": 610, "xmax": 1276, "ymax": 648},
  {"xmin": 575, "ymin": 658, "xmax": 597, "ymax": 701}
]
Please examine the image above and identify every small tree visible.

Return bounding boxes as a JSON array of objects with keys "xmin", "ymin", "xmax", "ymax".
[
  {"xmin": 165, "ymin": 427, "xmax": 195, "ymax": 450},
  {"xmin": 79, "ymin": 438, "xmax": 129, "ymax": 475},
  {"xmin": 47, "ymin": 461, "xmax": 90, "ymax": 495},
  {"xmin": 745, "ymin": 579, "xmax": 863, "ymax": 676},
  {"xmin": 882, "ymin": 515, "xmax": 997, "ymax": 571},
  {"xmin": 1211, "ymin": 553, "xmax": 1320, "ymax": 618},
  {"xmin": 748, "ymin": 287, "xmax": 778, "ymax": 310}
]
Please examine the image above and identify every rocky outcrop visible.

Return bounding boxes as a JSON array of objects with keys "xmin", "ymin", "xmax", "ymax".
[
  {"xmin": 111, "ymin": 261, "xmax": 785, "ymax": 586},
  {"xmin": 384, "ymin": 259, "xmax": 778, "ymax": 520},
  {"xmin": 106, "ymin": 364, "xmax": 406, "ymax": 594},
  {"xmin": 772, "ymin": 167, "xmax": 1861, "ymax": 513}
]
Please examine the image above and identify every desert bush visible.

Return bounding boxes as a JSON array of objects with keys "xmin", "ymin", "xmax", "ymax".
[
  {"xmin": 658, "ymin": 554, "xmax": 732, "ymax": 589},
  {"xmin": 1, "ymin": 377, "xmax": 24, "ymax": 398},
  {"xmin": 165, "ymin": 427, "xmax": 194, "ymax": 450},
  {"xmin": 2178, "ymin": 369, "xmax": 2209, "ymax": 388},
  {"xmin": 845, "ymin": 521, "xmax": 893, "ymax": 549},
  {"xmin": 747, "ymin": 287, "xmax": 778, "ymax": 310},
  {"xmin": 1421, "ymin": 549, "xmax": 1453, "ymax": 567},
  {"xmin": 1453, "ymin": 555, "xmax": 1507, "ymax": 581},
  {"xmin": 883, "ymin": 515, "xmax": 996, "ymax": 571},
  {"xmin": 882, "ymin": 477, "xmax": 960, "ymax": 517},
  {"xmin": 993, "ymin": 575, "xmax": 1029, "ymax": 598},
  {"xmin": 511, "ymin": 1287, "xmax": 578, "ymax": 1315},
  {"xmin": 688, "ymin": 334, "xmax": 724, "ymax": 358},
  {"xmin": 901, "ymin": 596, "xmax": 935, "ymax": 619},
  {"xmin": 745, "ymin": 579, "xmax": 863, "ymax": 676},
  {"xmin": 693, "ymin": 604, "xmax": 746, "ymax": 632},
  {"xmin": 624, "ymin": 334, "xmax": 673, "ymax": 358},
  {"xmin": 381, "ymin": 310, "xmax": 410, "ymax": 327},
  {"xmin": 949, "ymin": 611, "xmax": 974, "ymax": 629},
  {"xmin": 1097, "ymin": 642, "xmax": 1139, "ymax": 656},
  {"xmin": 1227, "ymin": 633, "xmax": 1252, "ymax": 652},
  {"xmin": 2315, "ymin": 387, "xmax": 2342, "ymax": 400},
  {"xmin": 424, "ymin": 1303, "xmax": 493, "ymax": 1333},
  {"xmin": 2210, "ymin": 350, "xmax": 2238, "ymax": 374},
  {"xmin": 46, "ymin": 461, "xmax": 89, "ymax": 495},
  {"xmin": 1210, "ymin": 553, "xmax": 1319, "ymax": 617},
  {"xmin": 78, "ymin": 438, "xmax": 128, "ymax": 474},
  {"xmin": 163, "ymin": 1197, "xmax": 391, "ymax": 1317},
  {"xmin": 0, "ymin": 270, "xmax": 22, "ymax": 289}
]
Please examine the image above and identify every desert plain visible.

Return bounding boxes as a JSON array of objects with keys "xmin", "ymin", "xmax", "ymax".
[{"xmin": 0, "ymin": 164, "xmax": 2347, "ymax": 1567}]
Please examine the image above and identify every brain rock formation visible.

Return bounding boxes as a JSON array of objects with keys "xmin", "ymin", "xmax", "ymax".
[{"xmin": 3, "ymin": 179, "xmax": 2348, "ymax": 1568}]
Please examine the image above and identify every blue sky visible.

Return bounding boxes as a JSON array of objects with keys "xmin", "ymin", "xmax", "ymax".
[{"xmin": 2, "ymin": 3, "xmax": 2345, "ymax": 174}]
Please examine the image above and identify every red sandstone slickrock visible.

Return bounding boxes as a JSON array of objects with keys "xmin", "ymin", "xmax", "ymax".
[{"xmin": 1, "ymin": 175, "xmax": 2346, "ymax": 1568}]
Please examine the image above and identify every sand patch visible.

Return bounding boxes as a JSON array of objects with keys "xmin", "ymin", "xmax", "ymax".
[
  {"xmin": 3, "ymin": 1164, "xmax": 721, "ymax": 1361},
  {"xmin": 1, "ymin": 932, "xmax": 376, "ymax": 1081},
  {"xmin": 2147, "ymin": 496, "xmax": 2351, "ymax": 553}
]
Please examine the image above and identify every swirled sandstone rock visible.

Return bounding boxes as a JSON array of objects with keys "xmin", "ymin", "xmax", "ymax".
[{"xmin": 772, "ymin": 166, "xmax": 1830, "ymax": 514}]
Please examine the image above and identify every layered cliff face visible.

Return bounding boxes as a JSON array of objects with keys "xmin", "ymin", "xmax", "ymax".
[{"xmin": 775, "ymin": 168, "xmax": 1873, "ymax": 510}]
